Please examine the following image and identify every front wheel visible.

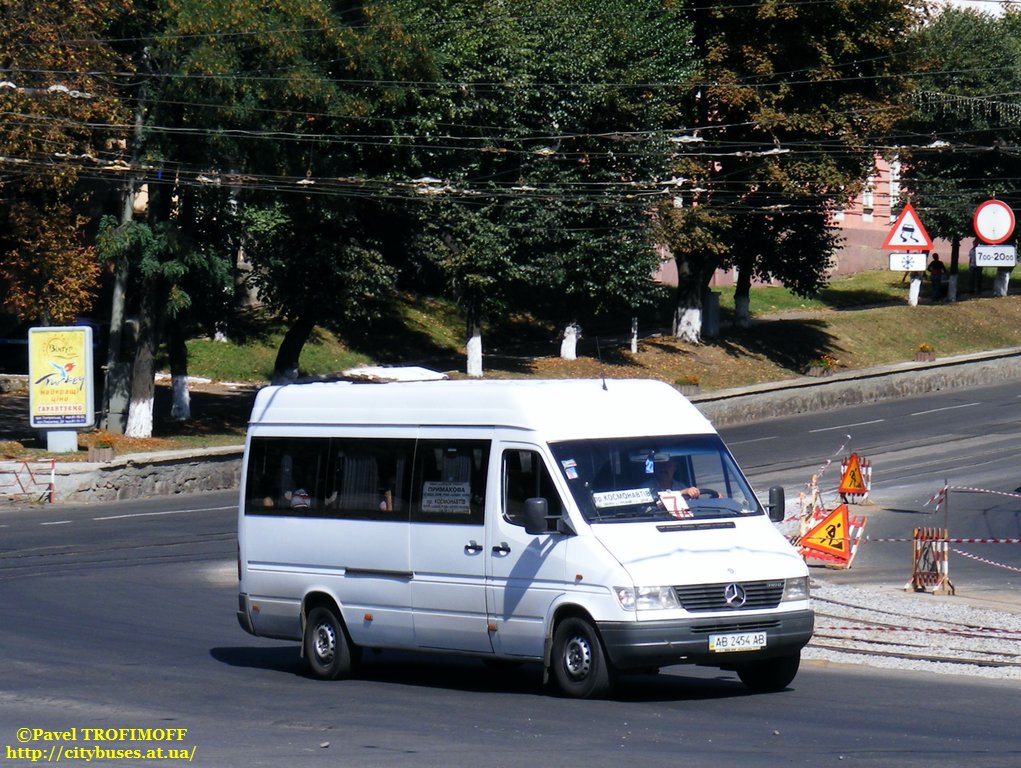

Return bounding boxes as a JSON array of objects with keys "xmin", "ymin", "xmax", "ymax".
[
  {"xmin": 549, "ymin": 617, "xmax": 613, "ymax": 698},
  {"xmin": 736, "ymin": 651, "xmax": 800, "ymax": 692},
  {"xmin": 304, "ymin": 605, "xmax": 355, "ymax": 680}
]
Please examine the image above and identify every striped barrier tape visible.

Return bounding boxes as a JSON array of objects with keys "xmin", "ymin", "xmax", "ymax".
[
  {"xmin": 946, "ymin": 486, "xmax": 1021, "ymax": 500},
  {"xmin": 951, "ymin": 548, "xmax": 1021, "ymax": 574},
  {"xmin": 869, "ymin": 537, "xmax": 1021, "ymax": 544},
  {"xmin": 816, "ymin": 624, "xmax": 1021, "ymax": 637}
]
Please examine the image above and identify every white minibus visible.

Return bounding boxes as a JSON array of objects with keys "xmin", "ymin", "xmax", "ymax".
[{"xmin": 236, "ymin": 378, "xmax": 812, "ymax": 698}]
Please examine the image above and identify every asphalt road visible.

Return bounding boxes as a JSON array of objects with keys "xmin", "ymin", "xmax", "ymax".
[
  {"xmin": 3, "ymin": 384, "xmax": 1021, "ymax": 767},
  {"xmin": 722, "ymin": 380, "xmax": 1021, "ymax": 601}
]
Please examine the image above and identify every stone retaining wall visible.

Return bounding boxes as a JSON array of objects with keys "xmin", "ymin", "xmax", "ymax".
[{"xmin": 47, "ymin": 446, "xmax": 242, "ymax": 504}]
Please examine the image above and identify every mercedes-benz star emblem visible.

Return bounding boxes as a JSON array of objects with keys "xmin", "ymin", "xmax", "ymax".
[{"xmin": 724, "ymin": 583, "xmax": 747, "ymax": 608}]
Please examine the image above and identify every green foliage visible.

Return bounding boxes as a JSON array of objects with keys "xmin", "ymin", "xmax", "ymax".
[
  {"xmin": 0, "ymin": 0, "xmax": 131, "ymax": 324},
  {"xmin": 666, "ymin": 0, "xmax": 920, "ymax": 318},
  {"xmin": 392, "ymin": 0, "xmax": 695, "ymax": 331},
  {"xmin": 899, "ymin": 8, "xmax": 1021, "ymax": 242}
]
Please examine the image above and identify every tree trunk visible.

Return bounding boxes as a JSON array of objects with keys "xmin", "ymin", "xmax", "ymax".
[
  {"xmin": 673, "ymin": 296, "xmax": 702, "ymax": 343},
  {"xmin": 167, "ymin": 320, "xmax": 190, "ymax": 422},
  {"xmin": 272, "ymin": 313, "xmax": 316, "ymax": 385},
  {"xmin": 994, "ymin": 268, "xmax": 1010, "ymax": 297},
  {"xmin": 733, "ymin": 262, "xmax": 752, "ymax": 329},
  {"xmin": 466, "ymin": 318, "xmax": 483, "ymax": 378},
  {"xmin": 672, "ymin": 253, "xmax": 710, "ymax": 344},
  {"xmin": 908, "ymin": 275, "xmax": 921, "ymax": 306},
  {"xmin": 560, "ymin": 322, "xmax": 580, "ymax": 360},
  {"xmin": 124, "ymin": 293, "xmax": 158, "ymax": 438},
  {"xmin": 101, "ymin": 93, "xmax": 144, "ymax": 434},
  {"xmin": 947, "ymin": 237, "xmax": 960, "ymax": 302}
]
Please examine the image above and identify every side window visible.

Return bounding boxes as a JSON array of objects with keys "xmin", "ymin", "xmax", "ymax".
[
  {"xmin": 244, "ymin": 437, "xmax": 413, "ymax": 519},
  {"xmin": 325, "ymin": 439, "xmax": 414, "ymax": 520},
  {"xmin": 412, "ymin": 440, "xmax": 490, "ymax": 525},
  {"xmin": 502, "ymin": 448, "xmax": 564, "ymax": 528},
  {"xmin": 245, "ymin": 437, "xmax": 328, "ymax": 515}
]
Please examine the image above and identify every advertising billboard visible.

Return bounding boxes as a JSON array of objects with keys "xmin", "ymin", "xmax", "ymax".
[{"xmin": 28, "ymin": 326, "xmax": 95, "ymax": 429}]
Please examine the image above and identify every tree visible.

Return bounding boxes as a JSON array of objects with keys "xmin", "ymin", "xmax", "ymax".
[
  {"xmin": 0, "ymin": 0, "xmax": 129, "ymax": 325},
  {"xmin": 898, "ymin": 7, "xmax": 1021, "ymax": 300},
  {"xmin": 667, "ymin": 0, "xmax": 919, "ymax": 341},
  {"xmin": 145, "ymin": 0, "xmax": 433, "ymax": 384},
  {"xmin": 394, "ymin": 0, "xmax": 694, "ymax": 370}
]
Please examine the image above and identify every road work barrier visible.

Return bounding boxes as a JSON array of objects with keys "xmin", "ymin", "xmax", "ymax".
[
  {"xmin": 0, "ymin": 460, "xmax": 55, "ymax": 503},
  {"xmin": 790, "ymin": 436, "xmax": 869, "ymax": 569},
  {"xmin": 904, "ymin": 527, "xmax": 955, "ymax": 595}
]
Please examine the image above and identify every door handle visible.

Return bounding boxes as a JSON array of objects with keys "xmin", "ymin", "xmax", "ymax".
[
  {"xmin": 492, "ymin": 542, "xmax": 511, "ymax": 555},
  {"xmin": 464, "ymin": 540, "xmax": 483, "ymax": 554}
]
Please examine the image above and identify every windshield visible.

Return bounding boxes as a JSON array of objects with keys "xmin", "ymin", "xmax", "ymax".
[{"xmin": 550, "ymin": 434, "xmax": 763, "ymax": 523}]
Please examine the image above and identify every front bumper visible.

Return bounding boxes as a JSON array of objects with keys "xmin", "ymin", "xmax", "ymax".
[{"xmin": 598, "ymin": 609, "xmax": 814, "ymax": 670}]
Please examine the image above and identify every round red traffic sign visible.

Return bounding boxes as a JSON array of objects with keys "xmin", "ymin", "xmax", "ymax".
[{"xmin": 973, "ymin": 199, "xmax": 1015, "ymax": 244}]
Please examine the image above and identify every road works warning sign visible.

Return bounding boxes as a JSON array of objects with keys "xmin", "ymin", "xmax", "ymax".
[
  {"xmin": 800, "ymin": 504, "xmax": 850, "ymax": 559},
  {"xmin": 838, "ymin": 452, "xmax": 867, "ymax": 496}
]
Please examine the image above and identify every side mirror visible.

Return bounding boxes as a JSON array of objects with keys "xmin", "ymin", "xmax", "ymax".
[
  {"xmin": 767, "ymin": 486, "xmax": 786, "ymax": 523},
  {"xmin": 523, "ymin": 497, "xmax": 549, "ymax": 535}
]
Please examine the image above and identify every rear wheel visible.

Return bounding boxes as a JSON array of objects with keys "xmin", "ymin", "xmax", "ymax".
[
  {"xmin": 550, "ymin": 617, "xmax": 613, "ymax": 699},
  {"xmin": 304, "ymin": 605, "xmax": 355, "ymax": 680},
  {"xmin": 736, "ymin": 651, "xmax": 800, "ymax": 692}
]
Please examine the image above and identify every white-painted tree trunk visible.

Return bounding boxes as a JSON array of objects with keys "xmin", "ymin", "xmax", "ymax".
[
  {"xmin": 124, "ymin": 394, "xmax": 154, "ymax": 437},
  {"xmin": 560, "ymin": 323, "xmax": 580, "ymax": 360},
  {"xmin": 466, "ymin": 323, "xmax": 483, "ymax": 377},
  {"xmin": 170, "ymin": 374, "xmax": 191, "ymax": 421},
  {"xmin": 272, "ymin": 367, "xmax": 299, "ymax": 386},
  {"xmin": 675, "ymin": 306, "xmax": 702, "ymax": 344},
  {"xmin": 908, "ymin": 277, "xmax": 921, "ymax": 306},
  {"xmin": 734, "ymin": 294, "xmax": 751, "ymax": 329},
  {"xmin": 994, "ymin": 269, "xmax": 1010, "ymax": 297},
  {"xmin": 630, "ymin": 317, "xmax": 638, "ymax": 354},
  {"xmin": 947, "ymin": 274, "xmax": 958, "ymax": 303}
]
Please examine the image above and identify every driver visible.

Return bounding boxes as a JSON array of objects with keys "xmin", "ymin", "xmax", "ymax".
[{"xmin": 653, "ymin": 456, "xmax": 700, "ymax": 498}]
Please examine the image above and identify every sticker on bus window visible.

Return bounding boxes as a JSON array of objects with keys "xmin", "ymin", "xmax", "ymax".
[
  {"xmin": 658, "ymin": 490, "xmax": 693, "ymax": 519},
  {"xmin": 592, "ymin": 488, "xmax": 655, "ymax": 509},
  {"xmin": 561, "ymin": 459, "xmax": 579, "ymax": 480},
  {"xmin": 421, "ymin": 481, "xmax": 472, "ymax": 514}
]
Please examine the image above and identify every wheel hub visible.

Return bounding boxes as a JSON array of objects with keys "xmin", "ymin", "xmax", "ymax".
[
  {"xmin": 564, "ymin": 636, "xmax": 592, "ymax": 679},
  {"xmin": 313, "ymin": 621, "xmax": 337, "ymax": 665}
]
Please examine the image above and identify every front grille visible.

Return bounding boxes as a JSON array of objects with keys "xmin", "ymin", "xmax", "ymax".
[
  {"xmin": 690, "ymin": 618, "xmax": 782, "ymax": 636},
  {"xmin": 675, "ymin": 580, "xmax": 784, "ymax": 612}
]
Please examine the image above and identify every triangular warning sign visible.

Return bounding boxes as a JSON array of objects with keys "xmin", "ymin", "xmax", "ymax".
[
  {"xmin": 883, "ymin": 202, "xmax": 933, "ymax": 251},
  {"xmin": 801, "ymin": 504, "xmax": 850, "ymax": 559},
  {"xmin": 838, "ymin": 452, "xmax": 867, "ymax": 495}
]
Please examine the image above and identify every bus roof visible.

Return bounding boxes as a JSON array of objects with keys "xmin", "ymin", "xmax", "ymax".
[{"xmin": 248, "ymin": 378, "xmax": 714, "ymax": 440}]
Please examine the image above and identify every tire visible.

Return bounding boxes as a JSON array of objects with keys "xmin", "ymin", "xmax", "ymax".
[
  {"xmin": 736, "ymin": 651, "xmax": 800, "ymax": 692},
  {"xmin": 304, "ymin": 605, "xmax": 354, "ymax": 680},
  {"xmin": 550, "ymin": 617, "xmax": 613, "ymax": 699}
]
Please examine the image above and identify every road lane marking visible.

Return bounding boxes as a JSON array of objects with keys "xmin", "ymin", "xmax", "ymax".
[
  {"xmin": 910, "ymin": 402, "xmax": 980, "ymax": 417},
  {"xmin": 93, "ymin": 504, "xmax": 234, "ymax": 521},
  {"xmin": 40, "ymin": 520, "xmax": 72, "ymax": 526},
  {"xmin": 727, "ymin": 436, "xmax": 778, "ymax": 445},
  {"xmin": 809, "ymin": 419, "xmax": 885, "ymax": 433}
]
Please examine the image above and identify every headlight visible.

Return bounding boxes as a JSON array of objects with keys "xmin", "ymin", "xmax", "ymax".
[
  {"xmin": 614, "ymin": 586, "xmax": 681, "ymax": 611},
  {"xmin": 782, "ymin": 576, "xmax": 810, "ymax": 602}
]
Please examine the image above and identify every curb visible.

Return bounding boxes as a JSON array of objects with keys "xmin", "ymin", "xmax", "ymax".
[{"xmin": 691, "ymin": 347, "xmax": 1021, "ymax": 426}]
